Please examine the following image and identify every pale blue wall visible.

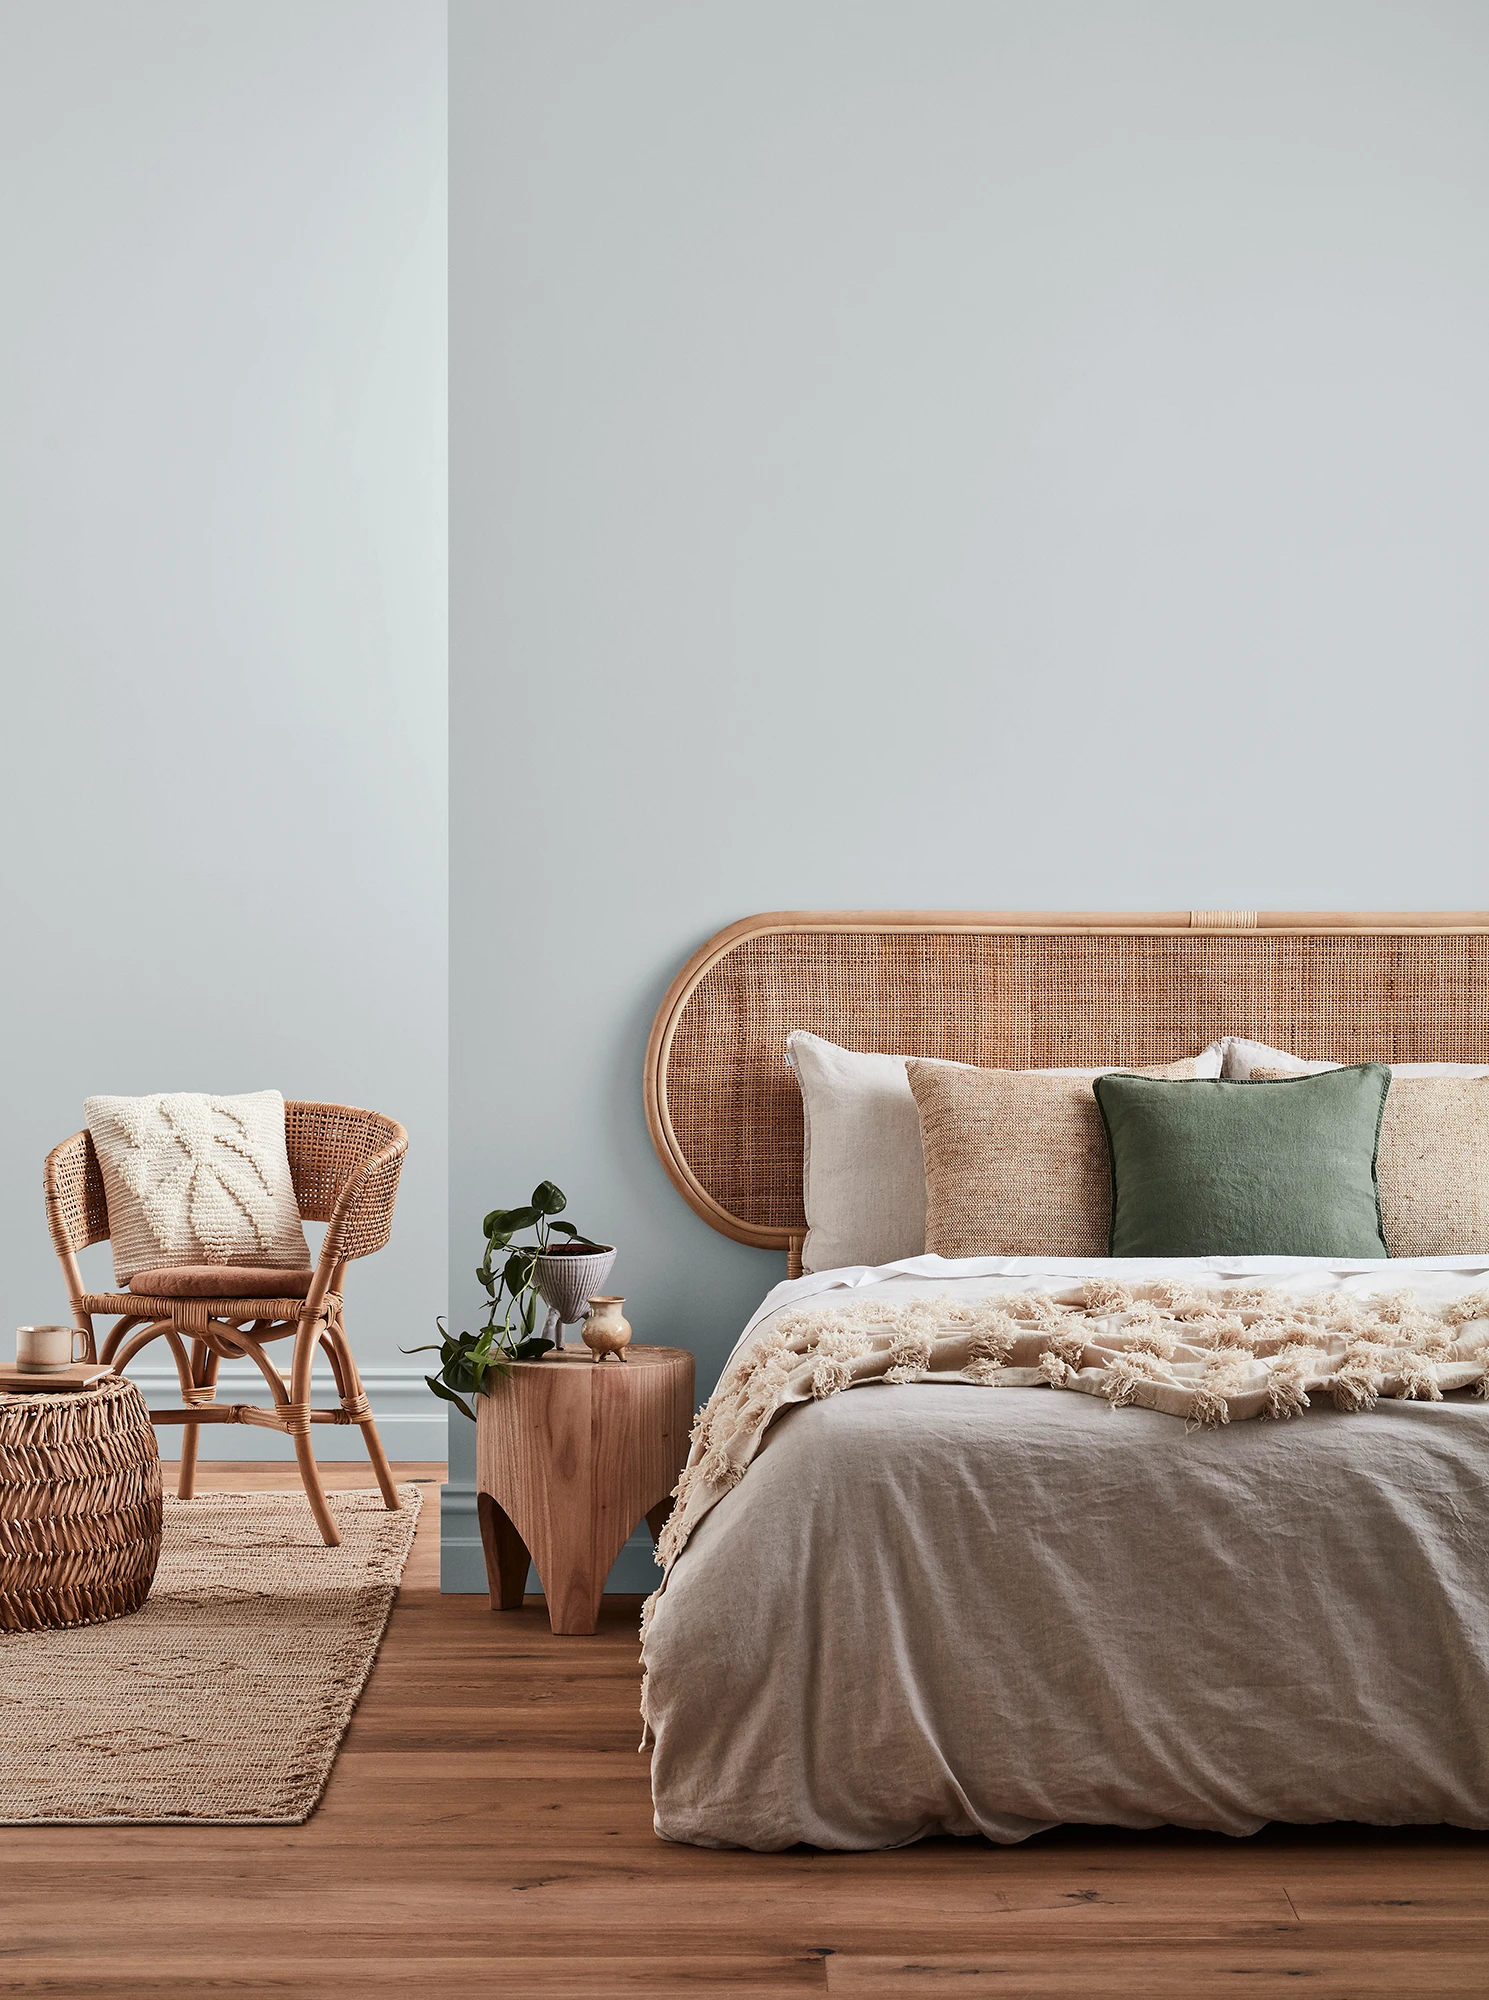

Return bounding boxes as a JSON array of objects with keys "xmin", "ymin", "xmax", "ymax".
[
  {"xmin": 0, "ymin": 1, "xmax": 449, "ymax": 1461},
  {"xmin": 446, "ymin": 0, "xmax": 1489, "ymax": 1587}
]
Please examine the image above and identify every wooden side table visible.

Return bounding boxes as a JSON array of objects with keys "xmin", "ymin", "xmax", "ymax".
[{"xmin": 475, "ymin": 1345, "xmax": 694, "ymax": 1636}]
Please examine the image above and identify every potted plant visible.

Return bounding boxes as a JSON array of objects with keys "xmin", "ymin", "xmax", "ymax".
[{"xmin": 408, "ymin": 1182, "xmax": 612, "ymax": 1418}]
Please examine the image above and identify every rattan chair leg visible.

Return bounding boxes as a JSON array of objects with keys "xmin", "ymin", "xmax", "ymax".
[
  {"xmin": 163, "ymin": 1327, "xmax": 195, "ymax": 1391},
  {"xmin": 359, "ymin": 1413, "xmax": 400, "ymax": 1511},
  {"xmin": 319, "ymin": 1327, "xmax": 351, "ymax": 1402},
  {"xmin": 177, "ymin": 1420, "xmax": 200, "ymax": 1501},
  {"xmin": 325, "ymin": 1315, "xmax": 400, "ymax": 1511},
  {"xmin": 293, "ymin": 1427, "xmax": 340, "ymax": 1547},
  {"xmin": 177, "ymin": 1340, "xmax": 202, "ymax": 1501},
  {"xmin": 290, "ymin": 1314, "xmax": 340, "ymax": 1547},
  {"xmin": 175, "ymin": 1340, "xmax": 221, "ymax": 1502}
]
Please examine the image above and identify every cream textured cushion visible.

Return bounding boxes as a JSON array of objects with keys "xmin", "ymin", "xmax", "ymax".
[
  {"xmin": 84, "ymin": 1090, "xmax": 311, "ymax": 1286},
  {"xmin": 907, "ymin": 1057, "xmax": 1204, "ymax": 1259},
  {"xmin": 1251, "ymin": 1068, "xmax": 1489, "ymax": 1257}
]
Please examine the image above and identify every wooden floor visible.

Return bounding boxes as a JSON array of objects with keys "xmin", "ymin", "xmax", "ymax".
[{"xmin": 4, "ymin": 1463, "xmax": 1487, "ymax": 1998}]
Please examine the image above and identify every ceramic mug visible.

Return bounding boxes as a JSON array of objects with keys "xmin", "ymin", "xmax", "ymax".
[{"xmin": 15, "ymin": 1325, "xmax": 89, "ymax": 1372}]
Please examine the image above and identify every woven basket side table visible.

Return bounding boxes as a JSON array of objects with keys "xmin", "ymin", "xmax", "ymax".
[
  {"xmin": 476, "ymin": 1345, "xmax": 695, "ymax": 1636},
  {"xmin": 0, "ymin": 1375, "xmax": 163, "ymax": 1632}
]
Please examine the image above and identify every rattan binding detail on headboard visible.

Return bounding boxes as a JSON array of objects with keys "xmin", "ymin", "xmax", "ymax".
[{"xmin": 643, "ymin": 909, "xmax": 1489, "ymax": 1255}]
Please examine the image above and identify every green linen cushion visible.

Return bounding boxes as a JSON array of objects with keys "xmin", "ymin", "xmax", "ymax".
[{"xmin": 1091, "ymin": 1066, "xmax": 1391, "ymax": 1259}]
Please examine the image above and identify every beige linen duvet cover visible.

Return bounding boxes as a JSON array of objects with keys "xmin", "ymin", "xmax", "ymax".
[{"xmin": 641, "ymin": 1256, "xmax": 1489, "ymax": 1851}]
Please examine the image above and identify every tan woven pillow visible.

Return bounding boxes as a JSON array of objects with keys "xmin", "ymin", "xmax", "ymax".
[
  {"xmin": 907, "ymin": 1058, "xmax": 1201, "ymax": 1258},
  {"xmin": 1252, "ymin": 1069, "xmax": 1489, "ymax": 1257}
]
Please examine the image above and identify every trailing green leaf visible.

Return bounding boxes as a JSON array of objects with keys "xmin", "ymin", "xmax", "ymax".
[
  {"xmin": 503, "ymin": 1249, "xmax": 537, "ymax": 1295},
  {"xmin": 424, "ymin": 1373, "xmax": 475, "ymax": 1422}
]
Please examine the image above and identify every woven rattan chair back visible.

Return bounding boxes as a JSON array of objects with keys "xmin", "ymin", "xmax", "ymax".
[
  {"xmin": 43, "ymin": 1130, "xmax": 110, "ymax": 1258},
  {"xmin": 42, "ymin": 1101, "xmax": 408, "ymax": 1548},
  {"xmin": 285, "ymin": 1102, "xmax": 404, "ymax": 1253}
]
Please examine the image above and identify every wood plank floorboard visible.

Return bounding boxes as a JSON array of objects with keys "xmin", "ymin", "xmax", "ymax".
[{"xmin": 1, "ymin": 1462, "xmax": 1485, "ymax": 1998}]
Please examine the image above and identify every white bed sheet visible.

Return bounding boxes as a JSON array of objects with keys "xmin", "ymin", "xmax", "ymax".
[{"xmin": 643, "ymin": 1255, "xmax": 1489, "ymax": 1851}]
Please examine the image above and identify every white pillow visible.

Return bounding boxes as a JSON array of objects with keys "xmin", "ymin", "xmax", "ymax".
[
  {"xmin": 1220, "ymin": 1036, "xmax": 1489, "ymax": 1080},
  {"xmin": 1220, "ymin": 1037, "xmax": 1338, "ymax": 1080},
  {"xmin": 786, "ymin": 1032, "xmax": 1224, "ymax": 1274},
  {"xmin": 84, "ymin": 1090, "xmax": 311, "ymax": 1286}
]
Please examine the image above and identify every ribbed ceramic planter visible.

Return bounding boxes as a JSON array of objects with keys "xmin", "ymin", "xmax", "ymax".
[{"xmin": 533, "ymin": 1245, "xmax": 617, "ymax": 1347}]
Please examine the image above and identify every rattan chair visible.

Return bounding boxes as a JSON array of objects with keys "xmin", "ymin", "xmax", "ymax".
[{"xmin": 43, "ymin": 1103, "xmax": 407, "ymax": 1547}]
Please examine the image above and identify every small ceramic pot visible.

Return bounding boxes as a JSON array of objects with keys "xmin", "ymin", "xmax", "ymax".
[
  {"xmin": 582, "ymin": 1297, "xmax": 631, "ymax": 1363},
  {"xmin": 533, "ymin": 1245, "xmax": 616, "ymax": 1348}
]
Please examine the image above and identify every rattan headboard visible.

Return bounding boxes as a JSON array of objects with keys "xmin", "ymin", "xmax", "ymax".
[{"xmin": 644, "ymin": 909, "xmax": 1489, "ymax": 1262}]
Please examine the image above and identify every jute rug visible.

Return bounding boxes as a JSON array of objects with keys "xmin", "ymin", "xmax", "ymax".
[{"xmin": 0, "ymin": 1483, "xmax": 421, "ymax": 1826}]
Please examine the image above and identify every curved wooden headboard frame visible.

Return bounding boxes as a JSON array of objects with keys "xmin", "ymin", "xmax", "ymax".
[{"xmin": 644, "ymin": 909, "xmax": 1489, "ymax": 1275}]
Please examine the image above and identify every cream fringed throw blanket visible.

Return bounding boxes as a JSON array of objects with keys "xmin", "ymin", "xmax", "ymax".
[{"xmin": 642, "ymin": 1278, "xmax": 1489, "ymax": 1634}]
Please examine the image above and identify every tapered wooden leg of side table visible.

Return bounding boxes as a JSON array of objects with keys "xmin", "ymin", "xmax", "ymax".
[
  {"xmin": 477, "ymin": 1491, "xmax": 532, "ymax": 1612},
  {"xmin": 548, "ymin": 1553, "xmax": 607, "ymax": 1637}
]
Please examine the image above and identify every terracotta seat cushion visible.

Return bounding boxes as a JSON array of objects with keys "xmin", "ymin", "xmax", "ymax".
[{"xmin": 127, "ymin": 1265, "xmax": 316, "ymax": 1300}]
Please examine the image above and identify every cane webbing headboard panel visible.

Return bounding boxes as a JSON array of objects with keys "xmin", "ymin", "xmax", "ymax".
[{"xmin": 643, "ymin": 910, "xmax": 1489, "ymax": 1254}]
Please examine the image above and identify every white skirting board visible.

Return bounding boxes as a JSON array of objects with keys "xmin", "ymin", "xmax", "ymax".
[
  {"xmin": 438, "ymin": 1479, "xmax": 662, "ymax": 1595},
  {"xmin": 124, "ymin": 1361, "xmax": 447, "ymax": 1463}
]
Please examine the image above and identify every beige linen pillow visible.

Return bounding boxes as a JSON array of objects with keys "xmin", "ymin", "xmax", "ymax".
[
  {"xmin": 906, "ymin": 1057, "xmax": 1203, "ymax": 1259},
  {"xmin": 1251, "ymin": 1069, "xmax": 1489, "ymax": 1257},
  {"xmin": 788, "ymin": 1032, "xmax": 1223, "ymax": 1272},
  {"xmin": 84, "ymin": 1090, "xmax": 311, "ymax": 1286}
]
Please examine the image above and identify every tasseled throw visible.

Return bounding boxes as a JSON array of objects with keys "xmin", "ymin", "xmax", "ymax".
[
  {"xmin": 883, "ymin": 1328, "xmax": 935, "ymax": 1385},
  {"xmin": 1082, "ymin": 1279, "xmax": 1134, "ymax": 1315},
  {"xmin": 1139, "ymin": 1279, "xmax": 1199, "ymax": 1310},
  {"xmin": 1443, "ymin": 1290, "xmax": 1489, "ymax": 1326},
  {"xmin": 1190, "ymin": 1354, "xmax": 1250, "ymax": 1428},
  {"xmin": 1046, "ymin": 1327, "xmax": 1090, "ymax": 1370},
  {"xmin": 1104, "ymin": 1351, "xmax": 1165, "ymax": 1408},
  {"xmin": 967, "ymin": 1313, "xmax": 1020, "ymax": 1367},
  {"xmin": 810, "ymin": 1355, "xmax": 856, "ymax": 1398},
  {"xmin": 1397, "ymin": 1354, "xmax": 1443, "ymax": 1402},
  {"xmin": 1264, "ymin": 1364, "xmax": 1311, "ymax": 1420}
]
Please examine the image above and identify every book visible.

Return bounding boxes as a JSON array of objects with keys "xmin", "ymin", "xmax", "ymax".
[{"xmin": 0, "ymin": 1361, "xmax": 117, "ymax": 1395}]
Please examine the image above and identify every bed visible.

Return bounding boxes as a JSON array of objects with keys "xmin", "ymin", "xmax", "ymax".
[{"xmin": 639, "ymin": 910, "xmax": 1489, "ymax": 1850}]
